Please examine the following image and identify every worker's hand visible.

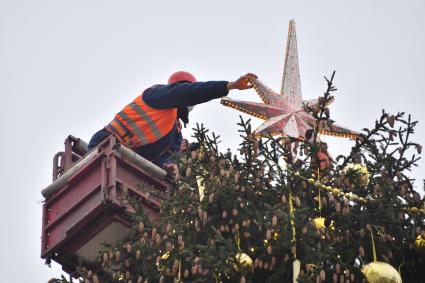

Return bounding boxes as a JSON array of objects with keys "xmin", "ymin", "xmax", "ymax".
[
  {"xmin": 163, "ymin": 163, "xmax": 179, "ymax": 181},
  {"xmin": 227, "ymin": 73, "xmax": 258, "ymax": 91}
]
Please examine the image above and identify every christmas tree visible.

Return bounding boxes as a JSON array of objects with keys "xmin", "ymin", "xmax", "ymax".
[
  {"xmin": 50, "ymin": 20, "xmax": 424, "ymax": 283},
  {"xmin": 53, "ymin": 72, "xmax": 424, "ymax": 283}
]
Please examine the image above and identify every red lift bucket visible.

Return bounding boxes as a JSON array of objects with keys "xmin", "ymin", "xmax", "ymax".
[{"xmin": 40, "ymin": 135, "xmax": 174, "ymax": 274}]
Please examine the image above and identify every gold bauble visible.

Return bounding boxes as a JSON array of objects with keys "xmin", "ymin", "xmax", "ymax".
[
  {"xmin": 312, "ymin": 217, "xmax": 326, "ymax": 229},
  {"xmin": 415, "ymin": 234, "xmax": 425, "ymax": 252},
  {"xmin": 161, "ymin": 251, "xmax": 170, "ymax": 260},
  {"xmin": 343, "ymin": 163, "xmax": 370, "ymax": 187},
  {"xmin": 312, "ymin": 217, "xmax": 334, "ymax": 231},
  {"xmin": 157, "ymin": 251, "xmax": 171, "ymax": 271},
  {"xmin": 235, "ymin": 252, "xmax": 254, "ymax": 271},
  {"xmin": 361, "ymin": 261, "xmax": 402, "ymax": 283}
]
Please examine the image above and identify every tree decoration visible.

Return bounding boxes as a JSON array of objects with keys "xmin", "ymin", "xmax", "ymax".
[
  {"xmin": 221, "ymin": 20, "xmax": 358, "ymax": 140},
  {"xmin": 235, "ymin": 252, "xmax": 254, "ymax": 272},
  {"xmin": 292, "ymin": 259, "xmax": 301, "ymax": 283},
  {"xmin": 343, "ymin": 163, "xmax": 370, "ymax": 187},
  {"xmin": 316, "ymin": 144, "xmax": 332, "ymax": 171},
  {"xmin": 361, "ymin": 262, "xmax": 402, "ymax": 283},
  {"xmin": 415, "ymin": 234, "xmax": 425, "ymax": 253},
  {"xmin": 361, "ymin": 229, "xmax": 402, "ymax": 283},
  {"xmin": 196, "ymin": 174, "xmax": 206, "ymax": 201},
  {"xmin": 234, "ymin": 229, "xmax": 254, "ymax": 272},
  {"xmin": 311, "ymin": 217, "xmax": 332, "ymax": 231}
]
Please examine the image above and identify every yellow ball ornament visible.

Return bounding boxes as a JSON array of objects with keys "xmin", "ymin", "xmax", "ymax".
[
  {"xmin": 415, "ymin": 234, "xmax": 425, "ymax": 252},
  {"xmin": 235, "ymin": 252, "xmax": 254, "ymax": 271},
  {"xmin": 312, "ymin": 217, "xmax": 326, "ymax": 229},
  {"xmin": 312, "ymin": 217, "xmax": 334, "ymax": 231},
  {"xmin": 410, "ymin": 207, "xmax": 419, "ymax": 214},
  {"xmin": 343, "ymin": 163, "xmax": 370, "ymax": 187},
  {"xmin": 361, "ymin": 261, "xmax": 402, "ymax": 283}
]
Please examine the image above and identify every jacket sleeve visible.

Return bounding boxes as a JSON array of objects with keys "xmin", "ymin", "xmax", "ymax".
[{"xmin": 142, "ymin": 81, "xmax": 229, "ymax": 109}]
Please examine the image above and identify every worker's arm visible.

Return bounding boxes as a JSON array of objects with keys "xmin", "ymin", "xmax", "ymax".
[
  {"xmin": 143, "ymin": 73, "xmax": 257, "ymax": 109},
  {"xmin": 142, "ymin": 81, "xmax": 229, "ymax": 109}
]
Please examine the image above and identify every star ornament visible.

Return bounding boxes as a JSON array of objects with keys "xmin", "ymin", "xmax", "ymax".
[{"xmin": 221, "ymin": 20, "xmax": 358, "ymax": 141}]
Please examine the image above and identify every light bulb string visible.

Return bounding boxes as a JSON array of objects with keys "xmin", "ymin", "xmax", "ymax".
[
  {"xmin": 285, "ymin": 167, "xmax": 425, "ymax": 215},
  {"xmin": 287, "ymin": 167, "xmax": 367, "ymax": 204}
]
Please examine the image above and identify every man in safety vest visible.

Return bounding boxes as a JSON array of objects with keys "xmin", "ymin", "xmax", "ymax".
[{"xmin": 88, "ymin": 71, "xmax": 257, "ymax": 178}]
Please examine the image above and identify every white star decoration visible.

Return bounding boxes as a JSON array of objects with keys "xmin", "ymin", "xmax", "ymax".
[{"xmin": 221, "ymin": 20, "xmax": 358, "ymax": 140}]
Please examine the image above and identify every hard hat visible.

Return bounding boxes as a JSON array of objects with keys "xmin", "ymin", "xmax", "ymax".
[{"xmin": 168, "ymin": 71, "xmax": 197, "ymax": 84}]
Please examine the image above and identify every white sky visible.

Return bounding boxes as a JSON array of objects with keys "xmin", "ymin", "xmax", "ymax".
[{"xmin": 1, "ymin": 0, "xmax": 424, "ymax": 282}]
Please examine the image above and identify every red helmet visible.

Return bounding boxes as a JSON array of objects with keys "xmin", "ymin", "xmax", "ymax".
[{"xmin": 168, "ymin": 71, "xmax": 197, "ymax": 84}]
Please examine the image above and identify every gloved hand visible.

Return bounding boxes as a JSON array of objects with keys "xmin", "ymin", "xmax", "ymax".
[
  {"xmin": 163, "ymin": 163, "xmax": 179, "ymax": 180},
  {"xmin": 227, "ymin": 73, "xmax": 258, "ymax": 91}
]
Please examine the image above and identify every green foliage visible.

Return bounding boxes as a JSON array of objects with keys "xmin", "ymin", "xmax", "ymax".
[{"xmin": 72, "ymin": 74, "xmax": 424, "ymax": 283}]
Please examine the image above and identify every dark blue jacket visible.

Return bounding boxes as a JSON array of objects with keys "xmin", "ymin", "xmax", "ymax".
[{"xmin": 88, "ymin": 81, "xmax": 229, "ymax": 166}]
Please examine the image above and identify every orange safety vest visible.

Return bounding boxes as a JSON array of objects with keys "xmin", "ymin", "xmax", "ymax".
[{"xmin": 105, "ymin": 91, "xmax": 177, "ymax": 148}]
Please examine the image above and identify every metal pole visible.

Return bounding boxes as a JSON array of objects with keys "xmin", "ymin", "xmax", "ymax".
[
  {"xmin": 114, "ymin": 144, "xmax": 167, "ymax": 180},
  {"xmin": 68, "ymin": 135, "xmax": 89, "ymax": 154},
  {"xmin": 41, "ymin": 149, "xmax": 101, "ymax": 198},
  {"xmin": 52, "ymin": 152, "xmax": 64, "ymax": 181}
]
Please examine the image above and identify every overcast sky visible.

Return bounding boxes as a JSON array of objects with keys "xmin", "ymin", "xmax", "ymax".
[{"xmin": 1, "ymin": 0, "xmax": 424, "ymax": 282}]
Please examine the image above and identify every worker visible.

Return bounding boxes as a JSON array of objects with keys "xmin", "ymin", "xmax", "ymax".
[{"xmin": 87, "ymin": 71, "xmax": 257, "ymax": 178}]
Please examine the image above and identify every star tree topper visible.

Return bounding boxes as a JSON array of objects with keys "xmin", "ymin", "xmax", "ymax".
[{"xmin": 221, "ymin": 20, "xmax": 358, "ymax": 140}]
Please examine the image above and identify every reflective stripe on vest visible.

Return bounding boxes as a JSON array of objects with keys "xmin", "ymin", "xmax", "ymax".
[
  {"xmin": 106, "ymin": 92, "xmax": 177, "ymax": 147},
  {"xmin": 108, "ymin": 118, "xmax": 132, "ymax": 140}
]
